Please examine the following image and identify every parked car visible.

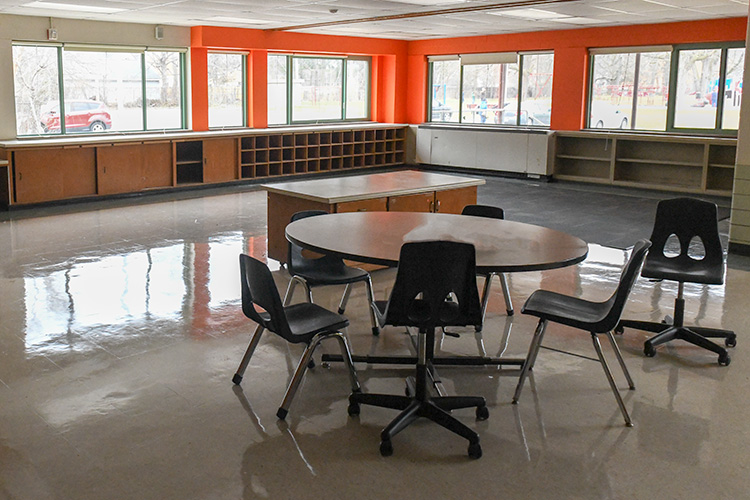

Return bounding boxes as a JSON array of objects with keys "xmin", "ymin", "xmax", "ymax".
[
  {"xmin": 40, "ymin": 100, "xmax": 112, "ymax": 133},
  {"xmin": 589, "ymin": 103, "xmax": 630, "ymax": 129}
]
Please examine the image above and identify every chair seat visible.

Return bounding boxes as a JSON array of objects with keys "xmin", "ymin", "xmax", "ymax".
[
  {"xmin": 292, "ymin": 263, "xmax": 370, "ymax": 286},
  {"xmin": 521, "ymin": 289, "xmax": 612, "ymax": 333},
  {"xmin": 642, "ymin": 260, "xmax": 723, "ymax": 285},
  {"xmin": 283, "ymin": 303, "xmax": 350, "ymax": 342}
]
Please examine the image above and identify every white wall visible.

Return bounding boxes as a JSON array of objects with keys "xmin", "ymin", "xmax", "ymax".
[
  {"xmin": 730, "ymin": 7, "xmax": 750, "ymax": 250},
  {"xmin": 0, "ymin": 14, "xmax": 190, "ymax": 140}
]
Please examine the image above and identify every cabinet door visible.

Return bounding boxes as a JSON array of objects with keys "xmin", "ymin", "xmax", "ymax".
[
  {"xmin": 142, "ymin": 142, "xmax": 173, "ymax": 188},
  {"xmin": 97, "ymin": 144, "xmax": 145, "ymax": 195},
  {"xmin": 388, "ymin": 192, "xmax": 434, "ymax": 212},
  {"xmin": 203, "ymin": 138, "xmax": 237, "ymax": 183},
  {"xmin": 335, "ymin": 197, "xmax": 387, "ymax": 213},
  {"xmin": 14, "ymin": 147, "xmax": 96, "ymax": 204},
  {"xmin": 434, "ymin": 186, "xmax": 477, "ymax": 214}
]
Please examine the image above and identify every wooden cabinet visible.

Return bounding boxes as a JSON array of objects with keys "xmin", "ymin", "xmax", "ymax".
[
  {"xmin": 336, "ymin": 198, "xmax": 388, "ymax": 213},
  {"xmin": 388, "ymin": 192, "xmax": 434, "ymax": 212},
  {"xmin": 553, "ymin": 132, "xmax": 736, "ymax": 196},
  {"xmin": 203, "ymin": 138, "xmax": 238, "ymax": 183},
  {"xmin": 1, "ymin": 125, "xmax": 408, "ymax": 207},
  {"xmin": 13, "ymin": 147, "xmax": 96, "ymax": 204}
]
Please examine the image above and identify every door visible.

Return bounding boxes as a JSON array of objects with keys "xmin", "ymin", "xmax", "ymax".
[
  {"xmin": 434, "ymin": 186, "xmax": 477, "ymax": 214},
  {"xmin": 203, "ymin": 138, "xmax": 237, "ymax": 183},
  {"xmin": 97, "ymin": 144, "xmax": 145, "ymax": 195},
  {"xmin": 387, "ymin": 192, "xmax": 434, "ymax": 212},
  {"xmin": 14, "ymin": 147, "xmax": 96, "ymax": 204}
]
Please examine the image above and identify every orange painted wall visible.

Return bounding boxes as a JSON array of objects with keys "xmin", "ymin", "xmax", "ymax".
[{"xmin": 191, "ymin": 17, "xmax": 747, "ymax": 132}]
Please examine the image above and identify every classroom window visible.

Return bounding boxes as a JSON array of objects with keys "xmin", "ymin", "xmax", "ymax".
[
  {"xmin": 208, "ymin": 52, "xmax": 246, "ymax": 128},
  {"xmin": 268, "ymin": 54, "xmax": 371, "ymax": 124},
  {"xmin": 428, "ymin": 52, "xmax": 553, "ymax": 127},
  {"xmin": 12, "ymin": 43, "xmax": 186, "ymax": 137},
  {"xmin": 588, "ymin": 43, "xmax": 743, "ymax": 134}
]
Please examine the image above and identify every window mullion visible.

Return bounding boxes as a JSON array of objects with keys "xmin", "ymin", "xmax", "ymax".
[
  {"xmin": 715, "ymin": 47, "xmax": 729, "ymax": 130},
  {"xmin": 287, "ymin": 56, "xmax": 293, "ymax": 124},
  {"xmin": 458, "ymin": 65, "xmax": 464, "ymax": 124},
  {"xmin": 666, "ymin": 48, "xmax": 679, "ymax": 131},
  {"xmin": 516, "ymin": 58, "xmax": 523, "ymax": 126},
  {"xmin": 342, "ymin": 59, "xmax": 347, "ymax": 120},
  {"xmin": 57, "ymin": 46, "xmax": 66, "ymax": 134},
  {"xmin": 141, "ymin": 53, "xmax": 148, "ymax": 130}
]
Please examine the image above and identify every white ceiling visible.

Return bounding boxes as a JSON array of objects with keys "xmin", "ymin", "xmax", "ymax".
[{"xmin": 0, "ymin": 0, "xmax": 746, "ymax": 40}]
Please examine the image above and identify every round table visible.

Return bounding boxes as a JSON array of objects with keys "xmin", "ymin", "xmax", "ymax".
[{"xmin": 285, "ymin": 211, "xmax": 588, "ymax": 274}]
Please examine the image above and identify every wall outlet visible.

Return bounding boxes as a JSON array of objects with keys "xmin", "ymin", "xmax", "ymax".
[
  {"xmin": 47, "ymin": 28, "xmax": 58, "ymax": 41},
  {"xmin": 155, "ymin": 26, "xmax": 164, "ymax": 40}
]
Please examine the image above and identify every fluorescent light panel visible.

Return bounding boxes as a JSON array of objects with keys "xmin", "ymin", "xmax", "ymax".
[
  {"xmin": 491, "ymin": 8, "xmax": 569, "ymax": 19},
  {"xmin": 23, "ymin": 1, "xmax": 125, "ymax": 13},
  {"xmin": 209, "ymin": 16, "xmax": 272, "ymax": 24}
]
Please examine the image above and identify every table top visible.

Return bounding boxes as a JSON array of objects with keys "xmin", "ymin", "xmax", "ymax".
[
  {"xmin": 262, "ymin": 170, "xmax": 485, "ymax": 204},
  {"xmin": 286, "ymin": 211, "xmax": 588, "ymax": 274}
]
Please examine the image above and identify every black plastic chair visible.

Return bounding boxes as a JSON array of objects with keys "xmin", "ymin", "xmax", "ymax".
[
  {"xmin": 348, "ymin": 241, "xmax": 488, "ymax": 459},
  {"xmin": 284, "ymin": 210, "xmax": 380, "ymax": 335},
  {"xmin": 232, "ymin": 254, "xmax": 361, "ymax": 420},
  {"xmin": 616, "ymin": 198, "xmax": 736, "ymax": 365},
  {"xmin": 461, "ymin": 204, "xmax": 514, "ymax": 330},
  {"xmin": 513, "ymin": 239, "xmax": 651, "ymax": 427}
]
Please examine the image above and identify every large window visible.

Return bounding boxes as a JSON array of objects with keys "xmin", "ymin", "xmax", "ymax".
[
  {"xmin": 208, "ymin": 52, "xmax": 246, "ymax": 128},
  {"xmin": 268, "ymin": 54, "xmax": 370, "ymax": 125},
  {"xmin": 12, "ymin": 43, "xmax": 186, "ymax": 137},
  {"xmin": 588, "ymin": 43, "xmax": 743, "ymax": 134},
  {"xmin": 428, "ymin": 52, "xmax": 554, "ymax": 127}
]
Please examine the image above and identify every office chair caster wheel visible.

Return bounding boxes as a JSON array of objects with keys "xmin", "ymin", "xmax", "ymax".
[
  {"xmin": 476, "ymin": 405, "xmax": 489, "ymax": 421},
  {"xmin": 718, "ymin": 353, "xmax": 731, "ymax": 366},
  {"xmin": 468, "ymin": 442, "xmax": 482, "ymax": 459},
  {"xmin": 347, "ymin": 401, "xmax": 360, "ymax": 416},
  {"xmin": 644, "ymin": 344, "xmax": 656, "ymax": 357},
  {"xmin": 276, "ymin": 408, "xmax": 288, "ymax": 420},
  {"xmin": 726, "ymin": 336, "xmax": 737, "ymax": 348},
  {"xmin": 231, "ymin": 374, "xmax": 243, "ymax": 385},
  {"xmin": 379, "ymin": 439, "xmax": 393, "ymax": 457}
]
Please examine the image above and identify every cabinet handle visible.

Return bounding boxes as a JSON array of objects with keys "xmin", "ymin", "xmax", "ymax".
[
  {"xmin": 429, "ymin": 199, "xmax": 434, "ymax": 212},
  {"xmin": 18, "ymin": 172, "xmax": 22, "ymax": 180},
  {"xmin": 435, "ymin": 199, "xmax": 441, "ymax": 212},
  {"xmin": 357, "ymin": 208, "xmax": 367, "ymax": 212}
]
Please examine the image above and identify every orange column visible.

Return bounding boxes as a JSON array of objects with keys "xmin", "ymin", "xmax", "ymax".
[
  {"xmin": 248, "ymin": 49, "xmax": 268, "ymax": 129},
  {"xmin": 550, "ymin": 47, "xmax": 589, "ymax": 131},
  {"xmin": 406, "ymin": 54, "xmax": 428, "ymax": 124},
  {"xmin": 191, "ymin": 47, "xmax": 209, "ymax": 131}
]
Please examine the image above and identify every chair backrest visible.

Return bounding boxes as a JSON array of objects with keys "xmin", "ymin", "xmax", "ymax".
[
  {"xmin": 596, "ymin": 239, "xmax": 652, "ymax": 332},
  {"xmin": 646, "ymin": 197, "xmax": 724, "ymax": 280},
  {"xmin": 461, "ymin": 204, "xmax": 505, "ymax": 220},
  {"xmin": 287, "ymin": 210, "xmax": 347, "ymax": 275},
  {"xmin": 383, "ymin": 241, "xmax": 482, "ymax": 329},
  {"xmin": 239, "ymin": 253, "xmax": 292, "ymax": 340}
]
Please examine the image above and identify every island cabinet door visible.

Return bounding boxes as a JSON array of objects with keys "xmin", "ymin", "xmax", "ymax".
[
  {"xmin": 434, "ymin": 186, "xmax": 477, "ymax": 214},
  {"xmin": 335, "ymin": 197, "xmax": 388, "ymax": 213},
  {"xmin": 13, "ymin": 147, "xmax": 97, "ymax": 204},
  {"xmin": 387, "ymin": 192, "xmax": 434, "ymax": 212},
  {"xmin": 202, "ymin": 138, "xmax": 238, "ymax": 184}
]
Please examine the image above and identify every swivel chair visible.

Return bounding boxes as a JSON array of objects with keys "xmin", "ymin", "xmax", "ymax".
[
  {"xmin": 284, "ymin": 210, "xmax": 380, "ymax": 335},
  {"xmin": 233, "ymin": 254, "xmax": 361, "ymax": 420},
  {"xmin": 616, "ymin": 198, "xmax": 736, "ymax": 365},
  {"xmin": 513, "ymin": 239, "xmax": 651, "ymax": 427},
  {"xmin": 461, "ymin": 204, "xmax": 514, "ymax": 330},
  {"xmin": 348, "ymin": 241, "xmax": 488, "ymax": 459}
]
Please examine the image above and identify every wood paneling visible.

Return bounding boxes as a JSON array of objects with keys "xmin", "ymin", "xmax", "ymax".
[
  {"xmin": 203, "ymin": 138, "xmax": 237, "ymax": 183},
  {"xmin": 14, "ymin": 147, "xmax": 96, "ymax": 204}
]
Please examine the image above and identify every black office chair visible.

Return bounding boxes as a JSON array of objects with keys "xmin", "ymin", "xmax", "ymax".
[
  {"xmin": 461, "ymin": 204, "xmax": 514, "ymax": 330},
  {"xmin": 513, "ymin": 239, "xmax": 651, "ymax": 427},
  {"xmin": 232, "ymin": 254, "xmax": 361, "ymax": 420},
  {"xmin": 616, "ymin": 198, "xmax": 736, "ymax": 365},
  {"xmin": 348, "ymin": 241, "xmax": 488, "ymax": 459},
  {"xmin": 284, "ymin": 210, "xmax": 380, "ymax": 335}
]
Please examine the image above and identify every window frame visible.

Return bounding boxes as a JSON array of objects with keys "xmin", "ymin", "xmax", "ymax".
[
  {"xmin": 586, "ymin": 41, "xmax": 744, "ymax": 136},
  {"xmin": 207, "ymin": 50, "xmax": 248, "ymax": 130},
  {"xmin": 12, "ymin": 42, "xmax": 188, "ymax": 137},
  {"xmin": 268, "ymin": 53, "xmax": 371, "ymax": 126},
  {"xmin": 426, "ymin": 51, "xmax": 553, "ymax": 128}
]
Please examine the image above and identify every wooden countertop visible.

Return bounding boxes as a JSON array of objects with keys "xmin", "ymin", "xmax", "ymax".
[{"xmin": 262, "ymin": 170, "xmax": 485, "ymax": 204}]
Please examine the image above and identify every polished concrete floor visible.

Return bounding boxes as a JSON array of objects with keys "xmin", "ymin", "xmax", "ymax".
[{"xmin": 0, "ymin": 183, "xmax": 748, "ymax": 499}]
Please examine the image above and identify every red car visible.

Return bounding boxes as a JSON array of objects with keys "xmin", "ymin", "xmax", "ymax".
[{"xmin": 40, "ymin": 100, "xmax": 112, "ymax": 133}]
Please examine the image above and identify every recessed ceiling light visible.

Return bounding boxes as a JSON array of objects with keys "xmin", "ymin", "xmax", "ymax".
[
  {"xmin": 490, "ymin": 8, "xmax": 569, "ymax": 19},
  {"xmin": 551, "ymin": 17, "xmax": 603, "ymax": 24},
  {"xmin": 23, "ymin": 1, "xmax": 125, "ymax": 13},
  {"xmin": 209, "ymin": 16, "xmax": 273, "ymax": 24}
]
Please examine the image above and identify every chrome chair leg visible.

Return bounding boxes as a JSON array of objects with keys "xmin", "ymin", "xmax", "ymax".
[
  {"xmin": 591, "ymin": 333, "xmax": 633, "ymax": 427},
  {"xmin": 283, "ymin": 276, "xmax": 311, "ymax": 306},
  {"xmin": 364, "ymin": 276, "xmax": 380, "ymax": 335},
  {"xmin": 277, "ymin": 333, "xmax": 323, "ymax": 420},
  {"xmin": 606, "ymin": 330, "xmax": 635, "ymax": 390},
  {"xmin": 513, "ymin": 319, "xmax": 547, "ymax": 404},
  {"xmin": 337, "ymin": 284, "xmax": 353, "ymax": 313},
  {"xmin": 330, "ymin": 332, "xmax": 361, "ymax": 393},
  {"xmin": 476, "ymin": 273, "xmax": 494, "ymax": 332},
  {"xmin": 232, "ymin": 325, "xmax": 264, "ymax": 385},
  {"xmin": 499, "ymin": 273, "xmax": 514, "ymax": 316}
]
